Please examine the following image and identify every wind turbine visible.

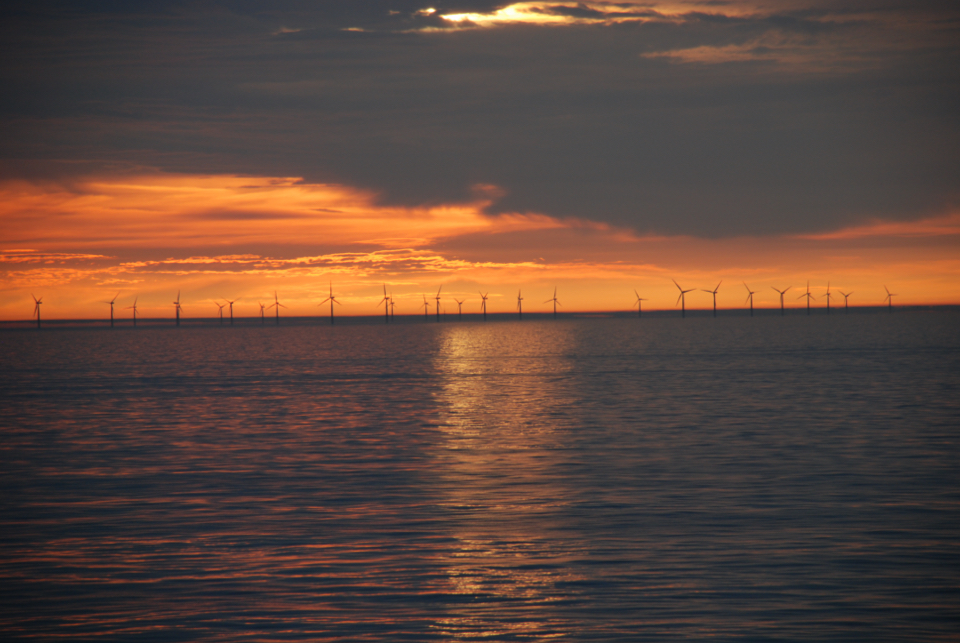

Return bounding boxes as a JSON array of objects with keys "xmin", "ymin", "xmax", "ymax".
[
  {"xmin": 479, "ymin": 292, "xmax": 489, "ymax": 321},
  {"xmin": 125, "ymin": 296, "xmax": 138, "ymax": 327},
  {"xmin": 883, "ymin": 285, "xmax": 897, "ymax": 312},
  {"xmin": 32, "ymin": 294, "xmax": 42, "ymax": 329},
  {"xmin": 701, "ymin": 280, "xmax": 722, "ymax": 317},
  {"xmin": 771, "ymin": 286, "xmax": 791, "ymax": 316},
  {"xmin": 517, "ymin": 290, "xmax": 523, "ymax": 319},
  {"xmin": 216, "ymin": 302, "xmax": 225, "ymax": 325},
  {"xmin": 743, "ymin": 282, "xmax": 755, "ymax": 317},
  {"xmin": 319, "ymin": 282, "xmax": 341, "ymax": 324},
  {"xmin": 824, "ymin": 282, "xmax": 833, "ymax": 314},
  {"xmin": 105, "ymin": 292, "xmax": 120, "ymax": 328},
  {"xmin": 259, "ymin": 301, "xmax": 265, "ymax": 325},
  {"xmin": 633, "ymin": 289, "xmax": 646, "ymax": 318},
  {"xmin": 454, "ymin": 298, "xmax": 465, "ymax": 321},
  {"xmin": 224, "ymin": 299, "xmax": 238, "ymax": 325},
  {"xmin": 434, "ymin": 286, "xmax": 442, "ymax": 322},
  {"xmin": 839, "ymin": 290, "xmax": 853, "ymax": 313},
  {"xmin": 173, "ymin": 291, "xmax": 183, "ymax": 326},
  {"xmin": 544, "ymin": 287, "xmax": 560, "ymax": 319},
  {"xmin": 389, "ymin": 293, "xmax": 395, "ymax": 321},
  {"xmin": 379, "ymin": 284, "xmax": 390, "ymax": 323},
  {"xmin": 797, "ymin": 281, "xmax": 815, "ymax": 315},
  {"xmin": 421, "ymin": 294, "xmax": 430, "ymax": 319},
  {"xmin": 673, "ymin": 279, "xmax": 695, "ymax": 318},
  {"xmin": 268, "ymin": 291, "xmax": 286, "ymax": 324}
]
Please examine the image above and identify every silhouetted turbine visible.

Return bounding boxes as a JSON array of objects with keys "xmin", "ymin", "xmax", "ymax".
[
  {"xmin": 319, "ymin": 282, "xmax": 341, "ymax": 324},
  {"xmin": 259, "ymin": 301, "xmax": 265, "ymax": 325},
  {"xmin": 105, "ymin": 292, "xmax": 120, "ymax": 328},
  {"xmin": 421, "ymin": 294, "xmax": 430, "ymax": 319},
  {"xmin": 824, "ymin": 282, "xmax": 833, "ymax": 315},
  {"xmin": 633, "ymin": 289, "xmax": 647, "ymax": 318},
  {"xmin": 173, "ymin": 291, "xmax": 183, "ymax": 327},
  {"xmin": 701, "ymin": 280, "xmax": 722, "ymax": 317},
  {"xmin": 268, "ymin": 291, "xmax": 286, "ymax": 325},
  {"xmin": 673, "ymin": 279, "xmax": 695, "ymax": 318},
  {"xmin": 216, "ymin": 302, "xmax": 225, "ymax": 325},
  {"xmin": 125, "ymin": 296, "xmax": 138, "ymax": 327},
  {"xmin": 544, "ymin": 287, "xmax": 561, "ymax": 319},
  {"xmin": 389, "ymin": 293, "xmax": 395, "ymax": 321},
  {"xmin": 454, "ymin": 298, "xmax": 465, "ymax": 321},
  {"xmin": 517, "ymin": 290, "xmax": 523, "ymax": 319},
  {"xmin": 839, "ymin": 290, "xmax": 853, "ymax": 313},
  {"xmin": 797, "ymin": 281, "xmax": 816, "ymax": 315},
  {"xmin": 883, "ymin": 285, "xmax": 897, "ymax": 312},
  {"xmin": 224, "ymin": 299, "xmax": 237, "ymax": 325},
  {"xmin": 32, "ymin": 294, "xmax": 42, "ymax": 329},
  {"xmin": 435, "ymin": 286, "xmax": 442, "ymax": 322},
  {"xmin": 743, "ymin": 283, "xmax": 755, "ymax": 317},
  {"xmin": 771, "ymin": 286, "xmax": 791, "ymax": 316},
  {"xmin": 479, "ymin": 292, "xmax": 489, "ymax": 321},
  {"xmin": 379, "ymin": 284, "xmax": 390, "ymax": 323}
]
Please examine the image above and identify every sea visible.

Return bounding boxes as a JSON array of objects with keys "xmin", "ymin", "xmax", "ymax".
[{"xmin": 1, "ymin": 310, "xmax": 959, "ymax": 641}]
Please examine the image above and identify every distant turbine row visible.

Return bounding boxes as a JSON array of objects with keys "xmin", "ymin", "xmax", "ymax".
[{"xmin": 25, "ymin": 281, "xmax": 899, "ymax": 328}]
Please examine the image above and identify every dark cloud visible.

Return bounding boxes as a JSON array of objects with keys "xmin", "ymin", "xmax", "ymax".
[{"xmin": 1, "ymin": 1, "xmax": 959, "ymax": 236}]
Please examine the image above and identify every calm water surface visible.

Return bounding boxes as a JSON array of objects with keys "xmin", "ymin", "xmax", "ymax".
[{"xmin": 2, "ymin": 312, "xmax": 959, "ymax": 640}]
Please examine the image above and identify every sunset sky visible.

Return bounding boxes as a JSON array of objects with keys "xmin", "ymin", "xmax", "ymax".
[{"xmin": 2, "ymin": 0, "xmax": 958, "ymax": 319}]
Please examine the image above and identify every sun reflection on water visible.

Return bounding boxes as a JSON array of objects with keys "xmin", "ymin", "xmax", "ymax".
[{"xmin": 430, "ymin": 322, "xmax": 586, "ymax": 638}]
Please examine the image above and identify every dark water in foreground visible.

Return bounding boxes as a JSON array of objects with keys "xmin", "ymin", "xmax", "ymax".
[{"xmin": 2, "ymin": 312, "xmax": 959, "ymax": 641}]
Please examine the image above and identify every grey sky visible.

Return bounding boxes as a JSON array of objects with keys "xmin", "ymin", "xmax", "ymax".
[{"xmin": 1, "ymin": 0, "xmax": 958, "ymax": 236}]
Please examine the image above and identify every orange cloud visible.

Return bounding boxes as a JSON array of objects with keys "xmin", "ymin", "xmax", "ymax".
[
  {"xmin": 1, "ymin": 172, "xmax": 958, "ymax": 321},
  {"xmin": 795, "ymin": 212, "xmax": 960, "ymax": 240},
  {"xmin": 0, "ymin": 174, "xmax": 564, "ymax": 251}
]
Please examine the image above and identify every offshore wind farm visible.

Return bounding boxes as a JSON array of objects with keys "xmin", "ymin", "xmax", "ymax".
[
  {"xmin": 2, "ymin": 1, "xmax": 960, "ymax": 641},
  {"xmin": 6, "ymin": 280, "xmax": 937, "ymax": 328}
]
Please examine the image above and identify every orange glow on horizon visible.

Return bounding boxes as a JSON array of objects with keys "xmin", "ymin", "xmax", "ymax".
[{"xmin": 1, "ymin": 172, "xmax": 958, "ymax": 320}]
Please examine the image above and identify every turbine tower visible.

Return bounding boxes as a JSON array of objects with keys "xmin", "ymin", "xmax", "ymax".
[
  {"xmin": 701, "ymin": 280, "xmax": 722, "ymax": 317},
  {"xmin": 32, "ymin": 294, "xmax": 42, "ymax": 329},
  {"xmin": 797, "ymin": 281, "xmax": 815, "ymax": 315},
  {"xmin": 839, "ymin": 290, "xmax": 853, "ymax": 313},
  {"xmin": 259, "ymin": 301, "xmax": 266, "ymax": 325},
  {"xmin": 216, "ymin": 302, "xmax": 226, "ymax": 325},
  {"xmin": 105, "ymin": 292, "xmax": 120, "ymax": 328},
  {"xmin": 673, "ymin": 279, "xmax": 695, "ymax": 318},
  {"xmin": 379, "ymin": 284, "xmax": 390, "ymax": 324},
  {"xmin": 544, "ymin": 287, "xmax": 561, "ymax": 319},
  {"xmin": 421, "ymin": 294, "xmax": 430, "ymax": 319},
  {"xmin": 883, "ymin": 285, "xmax": 897, "ymax": 312},
  {"xmin": 125, "ymin": 296, "xmax": 138, "ymax": 327},
  {"xmin": 173, "ymin": 291, "xmax": 183, "ymax": 327},
  {"xmin": 517, "ymin": 290, "xmax": 523, "ymax": 319},
  {"xmin": 479, "ymin": 292, "xmax": 489, "ymax": 321},
  {"xmin": 224, "ymin": 299, "xmax": 238, "ymax": 325},
  {"xmin": 633, "ymin": 289, "xmax": 646, "ymax": 318},
  {"xmin": 743, "ymin": 282, "xmax": 755, "ymax": 317},
  {"xmin": 435, "ymin": 286, "xmax": 442, "ymax": 322},
  {"xmin": 389, "ymin": 293, "xmax": 395, "ymax": 321},
  {"xmin": 455, "ymin": 298, "xmax": 465, "ymax": 321},
  {"xmin": 771, "ymin": 286, "xmax": 791, "ymax": 316},
  {"xmin": 824, "ymin": 282, "xmax": 833, "ymax": 315},
  {"xmin": 268, "ymin": 291, "xmax": 286, "ymax": 325},
  {"xmin": 319, "ymin": 282, "xmax": 341, "ymax": 324}
]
